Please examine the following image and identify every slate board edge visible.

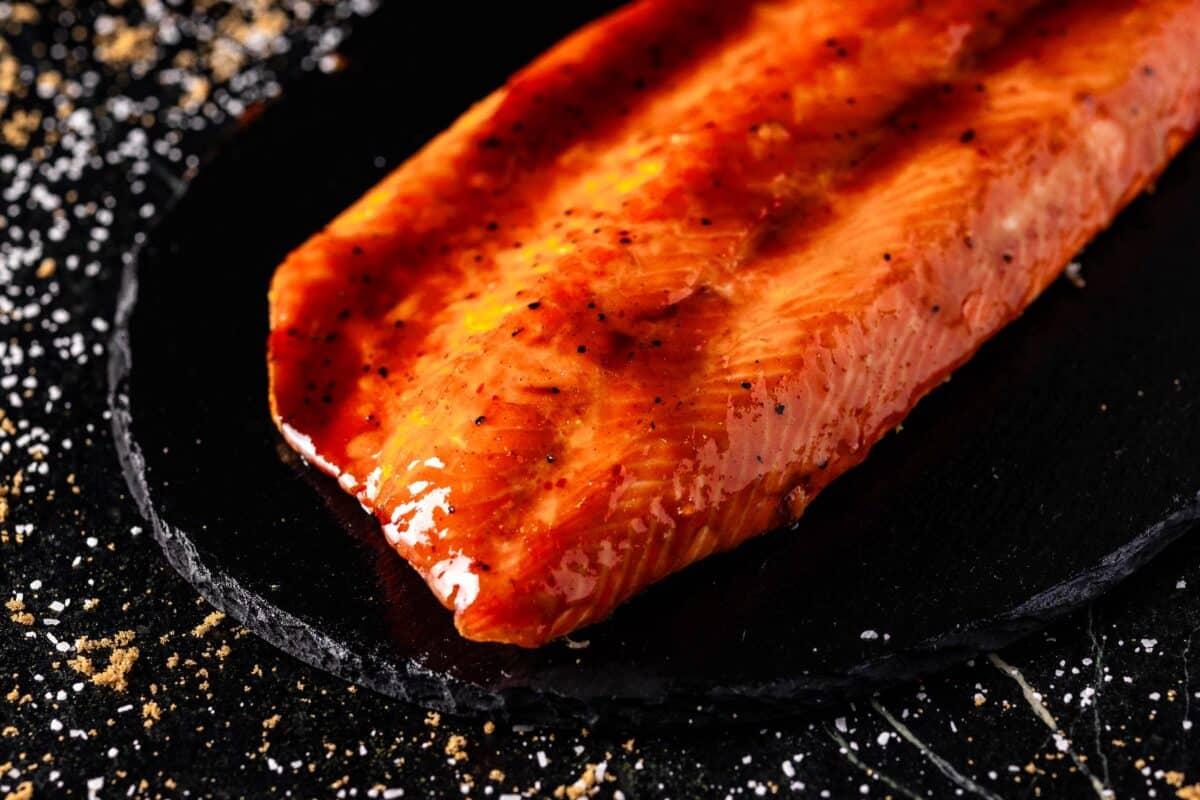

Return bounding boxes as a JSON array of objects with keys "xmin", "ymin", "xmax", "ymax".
[{"xmin": 105, "ymin": 182, "xmax": 1200, "ymax": 728}]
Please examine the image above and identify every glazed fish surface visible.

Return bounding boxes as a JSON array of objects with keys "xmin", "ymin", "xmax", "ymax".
[{"xmin": 269, "ymin": 0, "xmax": 1200, "ymax": 646}]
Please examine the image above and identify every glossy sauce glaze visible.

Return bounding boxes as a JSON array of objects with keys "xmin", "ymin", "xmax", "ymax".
[{"xmin": 269, "ymin": 0, "xmax": 1200, "ymax": 646}]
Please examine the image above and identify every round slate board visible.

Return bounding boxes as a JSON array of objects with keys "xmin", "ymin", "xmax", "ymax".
[{"xmin": 108, "ymin": 4, "xmax": 1200, "ymax": 725}]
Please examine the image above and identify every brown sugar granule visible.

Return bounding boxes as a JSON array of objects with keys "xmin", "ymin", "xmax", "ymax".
[
  {"xmin": 179, "ymin": 76, "xmax": 211, "ymax": 111},
  {"xmin": 69, "ymin": 631, "xmax": 139, "ymax": 691},
  {"xmin": 262, "ymin": 714, "xmax": 281, "ymax": 730},
  {"xmin": 1, "ymin": 579, "xmax": 31, "ymax": 618},
  {"xmin": 482, "ymin": 720, "xmax": 496, "ymax": 735},
  {"xmin": 1, "ymin": 109, "xmax": 41, "ymax": 149},
  {"xmin": 34, "ymin": 257, "xmax": 55, "ymax": 279},
  {"xmin": 95, "ymin": 20, "xmax": 157, "ymax": 67},
  {"xmin": 3, "ymin": 781, "xmax": 33, "ymax": 800},
  {"xmin": 90, "ymin": 646, "xmax": 139, "ymax": 692},
  {"xmin": 142, "ymin": 700, "xmax": 161, "ymax": 729},
  {"xmin": 444, "ymin": 734, "xmax": 467, "ymax": 761},
  {"xmin": 5, "ymin": 597, "xmax": 26, "ymax": 622},
  {"xmin": 191, "ymin": 610, "xmax": 225, "ymax": 637},
  {"xmin": 553, "ymin": 764, "xmax": 601, "ymax": 800},
  {"xmin": 1178, "ymin": 785, "xmax": 1200, "ymax": 800},
  {"xmin": 75, "ymin": 630, "xmax": 135, "ymax": 652},
  {"xmin": 8, "ymin": 3, "xmax": 38, "ymax": 24},
  {"xmin": 66, "ymin": 655, "xmax": 94, "ymax": 676}
]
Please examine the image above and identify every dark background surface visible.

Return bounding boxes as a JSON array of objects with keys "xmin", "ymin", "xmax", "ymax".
[{"xmin": 2, "ymin": 1, "xmax": 1200, "ymax": 797}]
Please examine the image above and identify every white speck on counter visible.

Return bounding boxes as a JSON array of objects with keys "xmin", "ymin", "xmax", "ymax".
[{"xmin": 1064, "ymin": 260, "xmax": 1086, "ymax": 288}]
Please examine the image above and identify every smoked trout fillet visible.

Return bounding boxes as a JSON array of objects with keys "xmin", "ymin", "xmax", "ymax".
[{"xmin": 268, "ymin": 0, "xmax": 1200, "ymax": 647}]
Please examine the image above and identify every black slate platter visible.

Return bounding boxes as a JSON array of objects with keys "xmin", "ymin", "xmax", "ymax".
[{"xmin": 108, "ymin": 3, "xmax": 1200, "ymax": 726}]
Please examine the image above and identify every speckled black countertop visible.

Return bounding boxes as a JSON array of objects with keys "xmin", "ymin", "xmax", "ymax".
[{"xmin": 2, "ymin": 2, "xmax": 1199, "ymax": 798}]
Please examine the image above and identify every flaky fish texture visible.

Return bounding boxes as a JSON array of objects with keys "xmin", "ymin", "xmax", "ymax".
[{"xmin": 269, "ymin": 0, "xmax": 1200, "ymax": 646}]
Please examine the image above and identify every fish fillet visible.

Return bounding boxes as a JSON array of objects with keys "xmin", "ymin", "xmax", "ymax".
[{"xmin": 268, "ymin": 0, "xmax": 1200, "ymax": 646}]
